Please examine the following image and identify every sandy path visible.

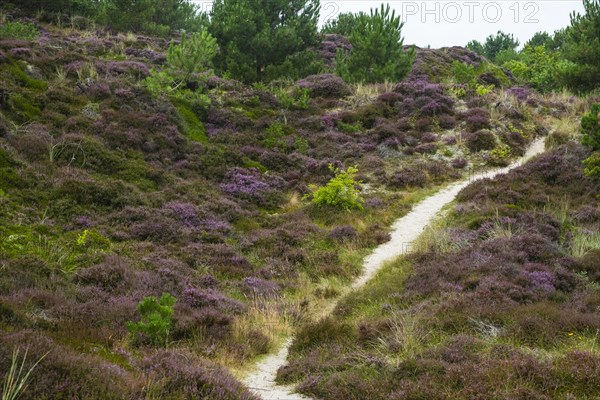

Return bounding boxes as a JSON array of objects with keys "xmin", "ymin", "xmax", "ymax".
[{"xmin": 243, "ymin": 138, "xmax": 546, "ymax": 400}]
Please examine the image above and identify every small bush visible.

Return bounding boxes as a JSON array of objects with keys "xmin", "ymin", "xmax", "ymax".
[
  {"xmin": 583, "ymin": 151, "xmax": 600, "ymax": 177},
  {"xmin": 466, "ymin": 130, "xmax": 497, "ymax": 152},
  {"xmin": 0, "ymin": 22, "xmax": 39, "ymax": 40},
  {"xmin": 307, "ymin": 164, "xmax": 364, "ymax": 211},
  {"xmin": 581, "ymin": 105, "xmax": 600, "ymax": 149},
  {"xmin": 127, "ymin": 293, "xmax": 177, "ymax": 346},
  {"xmin": 297, "ymin": 74, "xmax": 351, "ymax": 98}
]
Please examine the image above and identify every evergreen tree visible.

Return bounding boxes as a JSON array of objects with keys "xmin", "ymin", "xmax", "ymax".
[
  {"xmin": 98, "ymin": 0, "xmax": 206, "ymax": 36},
  {"xmin": 335, "ymin": 4, "xmax": 414, "ymax": 83},
  {"xmin": 560, "ymin": 0, "xmax": 600, "ymax": 92},
  {"xmin": 209, "ymin": 0, "xmax": 321, "ymax": 83},
  {"xmin": 322, "ymin": 12, "xmax": 362, "ymax": 36},
  {"xmin": 468, "ymin": 31, "xmax": 519, "ymax": 63}
]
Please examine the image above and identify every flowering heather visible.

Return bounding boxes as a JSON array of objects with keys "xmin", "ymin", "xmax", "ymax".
[
  {"xmin": 506, "ymin": 86, "xmax": 531, "ymax": 101},
  {"xmin": 328, "ymin": 225, "xmax": 358, "ymax": 242},
  {"xmin": 141, "ymin": 350, "xmax": 259, "ymax": 400},
  {"xmin": 462, "ymin": 107, "xmax": 491, "ymax": 132},
  {"xmin": 243, "ymin": 276, "xmax": 281, "ymax": 296},
  {"xmin": 124, "ymin": 47, "xmax": 166, "ymax": 63},
  {"xmin": 182, "ymin": 286, "xmax": 244, "ymax": 312},
  {"xmin": 394, "ymin": 79, "xmax": 455, "ymax": 117},
  {"xmin": 221, "ymin": 167, "xmax": 271, "ymax": 198},
  {"xmin": 297, "ymin": 74, "xmax": 351, "ymax": 98},
  {"xmin": 164, "ymin": 201, "xmax": 200, "ymax": 228},
  {"xmin": 98, "ymin": 61, "xmax": 150, "ymax": 77}
]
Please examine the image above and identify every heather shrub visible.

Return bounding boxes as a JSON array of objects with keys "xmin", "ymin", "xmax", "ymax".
[
  {"xmin": 452, "ymin": 157, "xmax": 468, "ymax": 169},
  {"xmin": 127, "ymin": 293, "xmax": 177, "ymax": 346},
  {"xmin": 75, "ymin": 257, "xmax": 131, "ymax": 293},
  {"xmin": 466, "ymin": 129, "xmax": 497, "ymax": 152},
  {"xmin": 359, "ymin": 224, "xmax": 391, "ymax": 247},
  {"xmin": 394, "ymin": 79, "xmax": 455, "ymax": 117},
  {"xmin": 389, "ymin": 165, "xmax": 428, "ymax": 188},
  {"xmin": 0, "ymin": 331, "xmax": 132, "ymax": 399},
  {"xmin": 307, "ymin": 164, "xmax": 364, "ymax": 211},
  {"xmin": 220, "ymin": 167, "xmax": 282, "ymax": 207},
  {"xmin": 297, "ymin": 74, "xmax": 351, "ymax": 98},
  {"xmin": 140, "ymin": 350, "xmax": 258, "ymax": 399},
  {"xmin": 328, "ymin": 225, "xmax": 358, "ymax": 243},
  {"xmin": 463, "ymin": 107, "xmax": 491, "ymax": 132}
]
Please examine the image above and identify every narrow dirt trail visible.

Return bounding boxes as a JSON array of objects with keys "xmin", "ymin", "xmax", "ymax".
[{"xmin": 243, "ymin": 138, "xmax": 546, "ymax": 400}]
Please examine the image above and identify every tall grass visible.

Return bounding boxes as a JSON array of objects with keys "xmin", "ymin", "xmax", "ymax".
[
  {"xmin": 570, "ymin": 228, "xmax": 600, "ymax": 258},
  {"xmin": 2, "ymin": 348, "xmax": 47, "ymax": 400}
]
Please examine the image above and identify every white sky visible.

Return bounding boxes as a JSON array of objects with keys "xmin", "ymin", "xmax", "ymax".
[
  {"xmin": 319, "ymin": 1, "xmax": 585, "ymax": 48},
  {"xmin": 193, "ymin": 1, "xmax": 585, "ymax": 49}
]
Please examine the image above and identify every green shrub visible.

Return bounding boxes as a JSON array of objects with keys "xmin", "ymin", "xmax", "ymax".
[
  {"xmin": 0, "ymin": 21, "xmax": 39, "ymax": 40},
  {"xmin": 488, "ymin": 144, "xmax": 512, "ymax": 166},
  {"xmin": 581, "ymin": 103, "xmax": 600, "ymax": 150},
  {"xmin": 274, "ymin": 86, "xmax": 311, "ymax": 110},
  {"xmin": 127, "ymin": 293, "xmax": 177, "ymax": 346},
  {"xmin": 583, "ymin": 151, "xmax": 600, "ymax": 177},
  {"xmin": 307, "ymin": 164, "xmax": 364, "ymax": 211},
  {"xmin": 476, "ymin": 84, "xmax": 494, "ymax": 96},
  {"xmin": 263, "ymin": 121, "xmax": 294, "ymax": 148}
]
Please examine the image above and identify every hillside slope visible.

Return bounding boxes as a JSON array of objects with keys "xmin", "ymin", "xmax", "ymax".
[{"xmin": 0, "ymin": 17, "xmax": 592, "ymax": 399}]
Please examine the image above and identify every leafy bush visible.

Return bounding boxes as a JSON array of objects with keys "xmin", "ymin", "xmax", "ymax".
[
  {"xmin": 308, "ymin": 164, "xmax": 364, "ymax": 211},
  {"xmin": 488, "ymin": 144, "xmax": 512, "ymax": 166},
  {"xmin": 0, "ymin": 21, "xmax": 39, "ymax": 40},
  {"xmin": 503, "ymin": 45, "xmax": 567, "ymax": 92},
  {"xmin": 127, "ymin": 293, "xmax": 177, "ymax": 346}
]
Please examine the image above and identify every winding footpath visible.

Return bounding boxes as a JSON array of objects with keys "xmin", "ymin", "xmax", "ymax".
[{"xmin": 243, "ymin": 138, "xmax": 547, "ymax": 400}]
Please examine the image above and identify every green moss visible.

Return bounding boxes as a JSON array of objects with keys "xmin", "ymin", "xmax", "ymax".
[
  {"xmin": 242, "ymin": 156, "xmax": 267, "ymax": 172},
  {"xmin": 175, "ymin": 103, "xmax": 208, "ymax": 143},
  {"xmin": 4, "ymin": 62, "xmax": 48, "ymax": 90},
  {"xmin": 0, "ymin": 148, "xmax": 15, "ymax": 168}
]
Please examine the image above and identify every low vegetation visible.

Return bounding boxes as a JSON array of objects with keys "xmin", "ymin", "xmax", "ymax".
[
  {"xmin": 283, "ymin": 143, "xmax": 600, "ymax": 399},
  {"xmin": 0, "ymin": 0, "xmax": 599, "ymax": 398}
]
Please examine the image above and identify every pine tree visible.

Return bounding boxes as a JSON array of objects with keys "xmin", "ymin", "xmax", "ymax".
[
  {"xmin": 209, "ymin": 0, "xmax": 321, "ymax": 83},
  {"xmin": 335, "ymin": 4, "xmax": 414, "ymax": 83}
]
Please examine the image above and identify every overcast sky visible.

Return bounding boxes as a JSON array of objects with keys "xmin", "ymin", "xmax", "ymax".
[
  {"xmin": 193, "ymin": 1, "xmax": 585, "ymax": 49},
  {"xmin": 318, "ymin": 1, "xmax": 585, "ymax": 48}
]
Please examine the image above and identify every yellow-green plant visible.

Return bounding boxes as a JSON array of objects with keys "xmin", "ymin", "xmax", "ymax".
[{"xmin": 307, "ymin": 164, "xmax": 364, "ymax": 211}]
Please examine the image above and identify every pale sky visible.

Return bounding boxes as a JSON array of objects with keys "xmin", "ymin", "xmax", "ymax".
[
  {"xmin": 193, "ymin": 1, "xmax": 585, "ymax": 49},
  {"xmin": 318, "ymin": 1, "xmax": 585, "ymax": 48}
]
